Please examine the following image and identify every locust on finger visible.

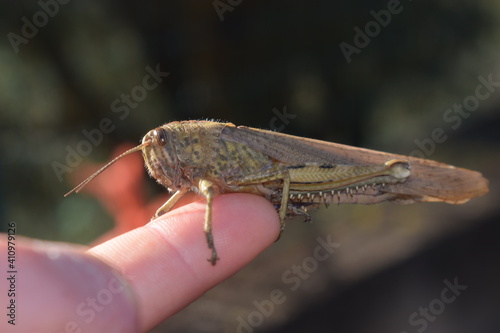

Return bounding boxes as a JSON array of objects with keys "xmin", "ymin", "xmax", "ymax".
[{"xmin": 65, "ymin": 120, "xmax": 489, "ymax": 265}]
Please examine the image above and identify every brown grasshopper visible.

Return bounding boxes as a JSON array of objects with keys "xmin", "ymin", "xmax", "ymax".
[{"xmin": 65, "ymin": 120, "xmax": 489, "ymax": 265}]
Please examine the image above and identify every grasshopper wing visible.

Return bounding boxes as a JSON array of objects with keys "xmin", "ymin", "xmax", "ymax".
[{"xmin": 221, "ymin": 125, "xmax": 489, "ymax": 205}]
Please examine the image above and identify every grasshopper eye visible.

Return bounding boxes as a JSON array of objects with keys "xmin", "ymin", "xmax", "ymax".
[{"xmin": 153, "ymin": 128, "xmax": 168, "ymax": 146}]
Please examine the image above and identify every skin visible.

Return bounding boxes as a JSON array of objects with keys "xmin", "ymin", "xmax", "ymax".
[{"xmin": 0, "ymin": 194, "xmax": 280, "ymax": 332}]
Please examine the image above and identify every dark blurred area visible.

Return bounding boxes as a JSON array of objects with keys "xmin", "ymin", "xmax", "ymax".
[{"xmin": 1, "ymin": 0, "xmax": 499, "ymax": 332}]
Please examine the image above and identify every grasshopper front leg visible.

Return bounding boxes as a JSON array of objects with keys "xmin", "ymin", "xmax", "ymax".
[
  {"xmin": 154, "ymin": 182, "xmax": 219, "ymax": 265},
  {"xmin": 153, "ymin": 188, "xmax": 188, "ymax": 219},
  {"xmin": 199, "ymin": 179, "xmax": 219, "ymax": 265}
]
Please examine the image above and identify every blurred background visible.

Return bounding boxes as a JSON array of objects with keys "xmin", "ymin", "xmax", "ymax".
[{"xmin": 1, "ymin": 0, "xmax": 499, "ymax": 332}]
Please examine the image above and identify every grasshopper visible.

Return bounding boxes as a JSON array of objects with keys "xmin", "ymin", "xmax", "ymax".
[{"xmin": 65, "ymin": 120, "xmax": 489, "ymax": 265}]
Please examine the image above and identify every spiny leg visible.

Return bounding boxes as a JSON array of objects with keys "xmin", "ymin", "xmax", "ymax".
[
  {"xmin": 152, "ymin": 189, "xmax": 188, "ymax": 220},
  {"xmin": 199, "ymin": 179, "xmax": 218, "ymax": 265}
]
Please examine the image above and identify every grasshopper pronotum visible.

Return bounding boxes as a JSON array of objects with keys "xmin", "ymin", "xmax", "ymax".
[{"xmin": 65, "ymin": 120, "xmax": 489, "ymax": 265}]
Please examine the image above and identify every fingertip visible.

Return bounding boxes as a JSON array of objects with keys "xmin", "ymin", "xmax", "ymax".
[
  {"xmin": 88, "ymin": 193, "xmax": 280, "ymax": 330},
  {"xmin": 208, "ymin": 193, "xmax": 281, "ymax": 260},
  {"xmin": 144, "ymin": 193, "xmax": 280, "ymax": 270}
]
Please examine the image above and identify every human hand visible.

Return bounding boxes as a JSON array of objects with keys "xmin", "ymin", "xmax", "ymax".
[{"xmin": 0, "ymin": 194, "xmax": 280, "ymax": 332}]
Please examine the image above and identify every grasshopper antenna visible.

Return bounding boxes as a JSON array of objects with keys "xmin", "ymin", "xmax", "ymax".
[{"xmin": 64, "ymin": 142, "xmax": 149, "ymax": 197}]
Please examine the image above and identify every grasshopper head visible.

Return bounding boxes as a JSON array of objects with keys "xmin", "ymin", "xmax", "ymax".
[
  {"xmin": 64, "ymin": 125, "xmax": 180, "ymax": 197},
  {"xmin": 141, "ymin": 126, "xmax": 180, "ymax": 189}
]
